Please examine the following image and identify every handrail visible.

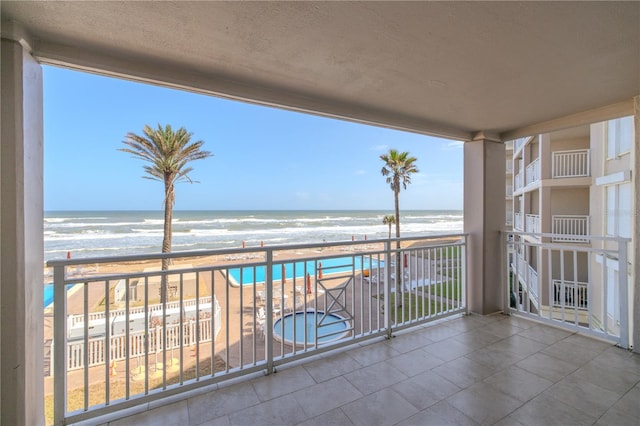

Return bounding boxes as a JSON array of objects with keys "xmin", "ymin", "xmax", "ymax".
[{"xmin": 50, "ymin": 233, "xmax": 467, "ymax": 425}]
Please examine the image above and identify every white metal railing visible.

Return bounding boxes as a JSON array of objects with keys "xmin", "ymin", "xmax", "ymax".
[
  {"xmin": 552, "ymin": 215, "xmax": 590, "ymax": 243},
  {"xmin": 506, "ymin": 160, "xmax": 514, "ymax": 173},
  {"xmin": 525, "ymin": 214, "xmax": 540, "ymax": 234},
  {"xmin": 513, "ymin": 137, "xmax": 531, "ymax": 154},
  {"xmin": 553, "ymin": 280, "xmax": 588, "ymax": 310},
  {"xmin": 525, "ymin": 157, "xmax": 540, "ymax": 186},
  {"xmin": 552, "ymin": 149, "xmax": 590, "ymax": 178},
  {"xmin": 527, "ymin": 264, "xmax": 539, "ymax": 306},
  {"xmin": 505, "ymin": 231, "xmax": 630, "ymax": 349},
  {"xmin": 48, "ymin": 234, "xmax": 467, "ymax": 425},
  {"xmin": 506, "ymin": 211, "xmax": 513, "ymax": 226},
  {"xmin": 514, "ymin": 172, "xmax": 523, "ymax": 191},
  {"xmin": 514, "ymin": 212, "xmax": 523, "ymax": 231},
  {"xmin": 506, "ymin": 185, "xmax": 513, "ymax": 197}
]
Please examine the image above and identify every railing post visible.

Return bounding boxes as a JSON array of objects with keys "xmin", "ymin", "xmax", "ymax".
[
  {"xmin": 53, "ymin": 264, "xmax": 67, "ymax": 425},
  {"xmin": 462, "ymin": 235, "xmax": 468, "ymax": 314},
  {"xmin": 265, "ymin": 249, "xmax": 274, "ymax": 373},
  {"xmin": 618, "ymin": 239, "xmax": 629, "ymax": 349},
  {"xmin": 384, "ymin": 240, "xmax": 392, "ymax": 339}
]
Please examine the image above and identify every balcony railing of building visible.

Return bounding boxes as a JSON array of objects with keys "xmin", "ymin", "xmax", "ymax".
[
  {"xmin": 47, "ymin": 234, "xmax": 467, "ymax": 425},
  {"xmin": 514, "ymin": 172, "xmax": 523, "ymax": 191},
  {"xmin": 505, "ymin": 159, "xmax": 514, "ymax": 174},
  {"xmin": 504, "ymin": 231, "xmax": 630, "ymax": 349},
  {"xmin": 552, "ymin": 149, "xmax": 590, "ymax": 178},
  {"xmin": 514, "ymin": 212, "xmax": 523, "ymax": 231},
  {"xmin": 525, "ymin": 157, "xmax": 540, "ymax": 186},
  {"xmin": 553, "ymin": 280, "xmax": 589, "ymax": 311},
  {"xmin": 552, "ymin": 215, "xmax": 590, "ymax": 243},
  {"xmin": 512, "ymin": 136, "xmax": 531, "ymax": 154},
  {"xmin": 525, "ymin": 214, "xmax": 540, "ymax": 234},
  {"xmin": 506, "ymin": 185, "xmax": 513, "ymax": 197}
]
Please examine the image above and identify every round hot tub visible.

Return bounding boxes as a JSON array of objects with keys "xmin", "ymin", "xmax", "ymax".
[{"xmin": 273, "ymin": 311, "xmax": 350, "ymax": 347}]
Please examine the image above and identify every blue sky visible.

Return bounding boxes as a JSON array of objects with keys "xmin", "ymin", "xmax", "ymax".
[{"xmin": 43, "ymin": 66, "xmax": 463, "ymax": 211}]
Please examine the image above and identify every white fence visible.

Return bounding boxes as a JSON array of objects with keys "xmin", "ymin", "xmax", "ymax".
[
  {"xmin": 525, "ymin": 214, "xmax": 540, "ymax": 234},
  {"xmin": 65, "ymin": 297, "xmax": 221, "ymax": 371},
  {"xmin": 525, "ymin": 157, "xmax": 540, "ymax": 185},
  {"xmin": 552, "ymin": 149, "xmax": 590, "ymax": 178},
  {"xmin": 514, "ymin": 172, "xmax": 523, "ymax": 191},
  {"xmin": 552, "ymin": 215, "xmax": 590, "ymax": 242},
  {"xmin": 553, "ymin": 280, "xmax": 588, "ymax": 310},
  {"xmin": 506, "ymin": 231, "xmax": 630, "ymax": 349},
  {"xmin": 514, "ymin": 212, "xmax": 523, "ymax": 231}
]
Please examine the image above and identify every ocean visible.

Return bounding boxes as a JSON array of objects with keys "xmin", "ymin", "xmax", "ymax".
[{"xmin": 44, "ymin": 210, "xmax": 463, "ymax": 261}]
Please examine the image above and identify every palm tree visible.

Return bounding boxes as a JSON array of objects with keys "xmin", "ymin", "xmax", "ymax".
[
  {"xmin": 120, "ymin": 124, "xmax": 212, "ymax": 301},
  {"xmin": 380, "ymin": 149, "xmax": 418, "ymax": 307},
  {"xmin": 382, "ymin": 214, "xmax": 396, "ymax": 239},
  {"xmin": 380, "ymin": 149, "xmax": 419, "ymax": 245}
]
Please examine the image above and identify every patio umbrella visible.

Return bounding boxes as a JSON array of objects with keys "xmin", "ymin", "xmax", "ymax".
[
  {"xmin": 282, "ymin": 264, "xmax": 286, "ymax": 284},
  {"xmin": 318, "ymin": 262, "xmax": 323, "ymax": 279},
  {"xmin": 306, "ymin": 273, "xmax": 312, "ymax": 294},
  {"xmin": 242, "ymin": 240, "xmax": 246, "ymax": 249}
]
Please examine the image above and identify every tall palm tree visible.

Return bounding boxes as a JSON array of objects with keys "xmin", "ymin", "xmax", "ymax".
[
  {"xmin": 381, "ymin": 149, "xmax": 418, "ymax": 307},
  {"xmin": 380, "ymin": 149, "xmax": 419, "ymax": 245},
  {"xmin": 121, "ymin": 124, "xmax": 212, "ymax": 300},
  {"xmin": 382, "ymin": 214, "xmax": 396, "ymax": 239}
]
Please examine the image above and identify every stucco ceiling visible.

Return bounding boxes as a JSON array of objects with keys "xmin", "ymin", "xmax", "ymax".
[{"xmin": 2, "ymin": 1, "xmax": 639, "ymax": 141}]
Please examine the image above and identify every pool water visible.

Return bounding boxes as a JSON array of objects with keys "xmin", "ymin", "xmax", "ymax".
[
  {"xmin": 43, "ymin": 284, "xmax": 73, "ymax": 308},
  {"xmin": 228, "ymin": 255, "xmax": 381, "ymax": 286},
  {"xmin": 273, "ymin": 311, "xmax": 350, "ymax": 346}
]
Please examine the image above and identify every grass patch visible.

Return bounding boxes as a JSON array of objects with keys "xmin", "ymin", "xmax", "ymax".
[
  {"xmin": 373, "ymin": 286, "xmax": 461, "ymax": 323},
  {"xmin": 45, "ymin": 355, "xmax": 226, "ymax": 425}
]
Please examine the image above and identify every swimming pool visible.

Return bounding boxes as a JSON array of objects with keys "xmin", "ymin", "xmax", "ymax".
[
  {"xmin": 43, "ymin": 284, "xmax": 73, "ymax": 308},
  {"xmin": 273, "ymin": 311, "xmax": 351, "ymax": 346},
  {"xmin": 227, "ymin": 255, "xmax": 381, "ymax": 286}
]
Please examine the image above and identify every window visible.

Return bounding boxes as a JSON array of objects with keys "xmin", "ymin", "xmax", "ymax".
[
  {"xmin": 607, "ymin": 116, "xmax": 634, "ymax": 158},
  {"xmin": 605, "ymin": 182, "xmax": 632, "ymax": 238}
]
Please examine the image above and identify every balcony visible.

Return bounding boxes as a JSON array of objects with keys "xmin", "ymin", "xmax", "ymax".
[
  {"xmin": 552, "ymin": 215, "xmax": 590, "ymax": 243},
  {"xmin": 96, "ymin": 314, "xmax": 638, "ymax": 426},
  {"xmin": 525, "ymin": 158, "xmax": 541, "ymax": 186},
  {"xmin": 514, "ymin": 213, "xmax": 523, "ymax": 231},
  {"xmin": 47, "ymin": 235, "xmax": 468, "ymax": 424},
  {"xmin": 525, "ymin": 214, "xmax": 540, "ymax": 234},
  {"xmin": 552, "ymin": 149, "xmax": 590, "ymax": 178}
]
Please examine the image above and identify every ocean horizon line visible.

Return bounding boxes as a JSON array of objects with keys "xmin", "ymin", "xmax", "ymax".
[{"xmin": 45, "ymin": 208, "xmax": 463, "ymax": 213}]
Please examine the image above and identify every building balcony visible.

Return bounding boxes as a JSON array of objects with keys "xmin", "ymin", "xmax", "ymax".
[
  {"xmin": 514, "ymin": 212, "xmax": 523, "ymax": 231},
  {"xmin": 47, "ymin": 235, "xmax": 470, "ymax": 424},
  {"xmin": 42, "ymin": 231, "xmax": 639, "ymax": 425},
  {"xmin": 525, "ymin": 214, "xmax": 540, "ymax": 234},
  {"xmin": 552, "ymin": 215, "xmax": 590, "ymax": 243},
  {"xmin": 552, "ymin": 149, "xmax": 590, "ymax": 179},
  {"xmin": 525, "ymin": 158, "xmax": 541, "ymax": 186}
]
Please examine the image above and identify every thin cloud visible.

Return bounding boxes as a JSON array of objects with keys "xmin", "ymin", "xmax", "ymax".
[
  {"xmin": 442, "ymin": 141, "xmax": 464, "ymax": 150},
  {"xmin": 370, "ymin": 144, "xmax": 389, "ymax": 152},
  {"xmin": 354, "ymin": 169, "xmax": 366, "ymax": 175}
]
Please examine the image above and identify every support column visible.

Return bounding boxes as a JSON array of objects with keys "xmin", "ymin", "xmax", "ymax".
[
  {"xmin": 1, "ymin": 35, "xmax": 45, "ymax": 425},
  {"xmin": 633, "ymin": 95, "xmax": 639, "ymax": 353},
  {"xmin": 464, "ymin": 134, "xmax": 506, "ymax": 314}
]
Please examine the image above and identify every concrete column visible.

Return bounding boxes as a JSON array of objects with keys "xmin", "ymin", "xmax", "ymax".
[
  {"xmin": 1, "ymin": 37, "xmax": 44, "ymax": 425},
  {"xmin": 464, "ymin": 135, "xmax": 506, "ymax": 314},
  {"xmin": 633, "ymin": 95, "xmax": 639, "ymax": 353}
]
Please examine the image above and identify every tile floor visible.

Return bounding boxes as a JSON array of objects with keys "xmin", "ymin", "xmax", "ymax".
[{"xmin": 100, "ymin": 314, "xmax": 640, "ymax": 426}]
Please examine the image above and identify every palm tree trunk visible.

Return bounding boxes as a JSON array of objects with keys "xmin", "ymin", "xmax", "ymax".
[
  {"xmin": 394, "ymin": 187, "xmax": 402, "ymax": 309},
  {"xmin": 161, "ymin": 178, "xmax": 174, "ymax": 303}
]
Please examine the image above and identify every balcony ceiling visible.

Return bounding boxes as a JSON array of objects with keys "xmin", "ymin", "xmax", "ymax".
[{"xmin": 2, "ymin": 1, "xmax": 639, "ymax": 141}]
